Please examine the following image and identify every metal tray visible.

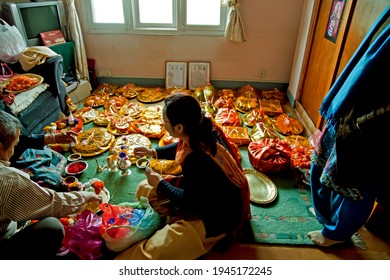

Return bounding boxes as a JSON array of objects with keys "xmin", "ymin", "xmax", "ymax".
[{"xmin": 244, "ymin": 168, "xmax": 278, "ymax": 204}]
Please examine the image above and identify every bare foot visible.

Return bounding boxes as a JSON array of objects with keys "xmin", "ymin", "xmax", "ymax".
[{"xmin": 307, "ymin": 230, "xmax": 344, "ymax": 247}]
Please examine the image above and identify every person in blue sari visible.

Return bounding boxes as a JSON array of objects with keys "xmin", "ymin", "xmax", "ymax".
[{"xmin": 308, "ymin": 7, "xmax": 390, "ymax": 246}]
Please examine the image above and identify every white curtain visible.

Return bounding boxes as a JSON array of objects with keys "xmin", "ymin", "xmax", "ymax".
[
  {"xmin": 222, "ymin": 0, "xmax": 247, "ymax": 43},
  {"xmin": 63, "ymin": 0, "xmax": 89, "ymax": 81}
]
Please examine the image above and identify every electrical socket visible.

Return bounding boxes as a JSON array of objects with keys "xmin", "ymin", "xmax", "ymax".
[
  {"xmin": 258, "ymin": 69, "xmax": 266, "ymax": 79},
  {"xmin": 97, "ymin": 68, "xmax": 112, "ymax": 77}
]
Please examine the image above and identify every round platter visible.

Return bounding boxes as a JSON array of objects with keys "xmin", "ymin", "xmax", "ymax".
[
  {"xmin": 136, "ymin": 88, "xmax": 167, "ymax": 103},
  {"xmin": 71, "ymin": 128, "xmax": 115, "ymax": 157},
  {"xmin": 4, "ymin": 73, "xmax": 44, "ymax": 94},
  {"xmin": 73, "ymin": 107, "xmax": 99, "ymax": 124},
  {"xmin": 110, "ymin": 134, "xmax": 151, "ymax": 163},
  {"xmin": 244, "ymin": 168, "xmax": 278, "ymax": 204}
]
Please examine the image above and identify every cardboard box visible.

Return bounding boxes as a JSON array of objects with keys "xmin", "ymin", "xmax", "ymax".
[{"xmin": 68, "ymin": 79, "xmax": 91, "ymax": 104}]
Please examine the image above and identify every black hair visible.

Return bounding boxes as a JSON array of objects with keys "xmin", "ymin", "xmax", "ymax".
[{"xmin": 164, "ymin": 93, "xmax": 217, "ymax": 155}]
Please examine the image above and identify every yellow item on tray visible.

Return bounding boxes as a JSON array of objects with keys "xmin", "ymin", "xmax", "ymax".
[{"xmin": 149, "ymin": 159, "xmax": 182, "ymax": 175}]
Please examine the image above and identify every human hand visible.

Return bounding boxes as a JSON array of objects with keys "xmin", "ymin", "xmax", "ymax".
[
  {"xmin": 134, "ymin": 146, "xmax": 153, "ymax": 158},
  {"xmin": 145, "ymin": 167, "xmax": 163, "ymax": 187},
  {"xmin": 81, "ymin": 191, "xmax": 102, "ymax": 204},
  {"xmin": 54, "ymin": 131, "xmax": 78, "ymax": 144}
]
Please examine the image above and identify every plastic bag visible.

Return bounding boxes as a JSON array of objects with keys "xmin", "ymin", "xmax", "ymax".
[
  {"xmin": 100, "ymin": 196, "xmax": 161, "ymax": 252},
  {"xmin": 0, "ymin": 19, "xmax": 26, "ymax": 63},
  {"xmin": 63, "ymin": 210, "xmax": 103, "ymax": 260}
]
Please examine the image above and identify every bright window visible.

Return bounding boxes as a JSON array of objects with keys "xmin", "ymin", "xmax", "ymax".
[
  {"xmin": 85, "ymin": 0, "xmax": 227, "ymax": 35},
  {"xmin": 90, "ymin": 0, "xmax": 125, "ymax": 23}
]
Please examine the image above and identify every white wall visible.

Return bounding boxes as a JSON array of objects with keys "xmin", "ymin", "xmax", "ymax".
[
  {"xmin": 288, "ymin": 0, "xmax": 319, "ymax": 101},
  {"xmin": 76, "ymin": 0, "xmax": 305, "ymax": 83}
]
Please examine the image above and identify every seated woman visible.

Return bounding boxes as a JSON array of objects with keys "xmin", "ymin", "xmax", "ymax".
[{"xmin": 115, "ymin": 92, "xmax": 250, "ymax": 260}]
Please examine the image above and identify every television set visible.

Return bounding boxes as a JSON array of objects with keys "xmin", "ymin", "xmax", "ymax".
[{"xmin": 1, "ymin": 1, "xmax": 67, "ymax": 47}]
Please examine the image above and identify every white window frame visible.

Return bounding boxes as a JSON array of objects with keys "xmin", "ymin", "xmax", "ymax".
[{"xmin": 85, "ymin": 0, "xmax": 228, "ymax": 36}]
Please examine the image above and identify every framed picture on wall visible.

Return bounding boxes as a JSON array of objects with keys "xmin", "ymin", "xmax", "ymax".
[
  {"xmin": 324, "ymin": 0, "xmax": 346, "ymax": 43},
  {"xmin": 165, "ymin": 61, "xmax": 187, "ymax": 89},
  {"xmin": 188, "ymin": 62, "xmax": 210, "ymax": 90}
]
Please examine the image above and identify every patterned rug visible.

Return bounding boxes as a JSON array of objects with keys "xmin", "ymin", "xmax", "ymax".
[{"xmin": 247, "ymin": 173, "xmax": 323, "ymax": 245}]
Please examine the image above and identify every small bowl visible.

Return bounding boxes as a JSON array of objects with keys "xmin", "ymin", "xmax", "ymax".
[
  {"xmin": 68, "ymin": 153, "xmax": 82, "ymax": 162},
  {"xmin": 63, "ymin": 175, "xmax": 78, "ymax": 186},
  {"xmin": 136, "ymin": 157, "xmax": 150, "ymax": 169},
  {"xmin": 65, "ymin": 160, "xmax": 88, "ymax": 176},
  {"xmin": 62, "ymin": 176, "xmax": 81, "ymax": 191}
]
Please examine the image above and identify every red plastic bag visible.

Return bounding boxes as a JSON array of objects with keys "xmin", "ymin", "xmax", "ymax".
[
  {"xmin": 99, "ymin": 203, "xmax": 134, "ymax": 239},
  {"xmin": 63, "ymin": 210, "xmax": 103, "ymax": 260}
]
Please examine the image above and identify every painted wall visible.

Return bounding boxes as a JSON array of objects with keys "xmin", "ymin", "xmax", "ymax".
[
  {"xmin": 75, "ymin": 0, "xmax": 305, "ymax": 83},
  {"xmin": 288, "ymin": 0, "xmax": 318, "ymax": 102},
  {"xmin": 0, "ymin": 0, "xmax": 305, "ymax": 84}
]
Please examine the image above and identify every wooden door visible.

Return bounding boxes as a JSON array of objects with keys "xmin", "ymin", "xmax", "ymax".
[
  {"xmin": 298, "ymin": 0, "xmax": 354, "ymax": 128},
  {"xmin": 298, "ymin": 0, "xmax": 390, "ymax": 129},
  {"xmin": 337, "ymin": 0, "xmax": 390, "ymax": 76}
]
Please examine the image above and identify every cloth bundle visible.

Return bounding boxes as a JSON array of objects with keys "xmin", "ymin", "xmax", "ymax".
[{"xmin": 248, "ymin": 138, "xmax": 292, "ymax": 173}]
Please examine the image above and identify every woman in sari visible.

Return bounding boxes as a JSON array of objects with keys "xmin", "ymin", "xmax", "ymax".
[{"xmin": 115, "ymin": 92, "xmax": 250, "ymax": 260}]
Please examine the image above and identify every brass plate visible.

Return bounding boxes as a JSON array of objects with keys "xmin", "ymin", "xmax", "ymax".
[
  {"xmin": 73, "ymin": 107, "xmax": 99, "ymax": 124},
  {"xmin": 107, "ymin": 121, "xmax": 136, "ymax": 136},
  {"xmin": 136, "ymin": 88, "xmax": 167, "ymax": 103},
  {"xmin": 110, "ymin": 134, "xmax": 151, "ymax": 163},
  {"xmin": 244, "ymin": 168, "xmax": 278, "ymax": 204},
  {"xmin": 72, "ymin": 128, "xmax": 115, "ymax": 157},
  {"xmin": 4, "ymin": 73, "xmax": 44, "ymax": 94}
]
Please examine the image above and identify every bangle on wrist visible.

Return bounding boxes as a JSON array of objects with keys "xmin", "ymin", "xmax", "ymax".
[{"xmin": 50, "ymin": 134, "xmax": 56, "ymax": 144}]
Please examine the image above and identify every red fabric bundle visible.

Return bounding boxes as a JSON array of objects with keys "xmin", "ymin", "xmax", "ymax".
[{"xmin": 248, "ymin": 138, "xmax": 292, "ymax": 173}]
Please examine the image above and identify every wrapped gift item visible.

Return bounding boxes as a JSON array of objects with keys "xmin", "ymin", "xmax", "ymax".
[
  {"xmin": 234, "ymin": 95, "xmax": 259, "ymax": 113},
  {"xmin": 272, "ymin": 113, "xmax": 304, "ymax": 135},
  {"xmin": 93, "ymin": 82, "xmax": 119, "ymax": 95},
  {"xmin": 243, "ymin": 108, "xmax": 271, "ymax": 127},
  {"xmin": 237, "ymin": 84, "xmax": 259, "ymax": 98},
  {"xmin": 259, "ymin": 99, "xmax": 284, "ymax": 116},
  {"xmin": 248, "ymin": 138, "xmax": 292, "ymax": 173},
  {"xmin": 217, "ymin": 88, "xmax": 237, "ymax": 99},
  {"xmin": 282, "ymin": 135, "xmax": 311, "ymax": 148},
  {"xmin": 193, "ymin": 84, "xmax": 217, "ymax": 104},
  {"xmin": 290, "ymin": 146, "xmax": 314, "ymax": 169},
  {"xmin": 221, "ymin": 126, "xmax": 250, "ymax": 146},
  {"xmin": 261, "ymin": 88, "xmax": 287, "ymax": 104},
  {"xmin": 215, "ymin": 107, "xmax": 242, "ymax": 127},
  {"xmin": 249, "ymin": 121, "xmax": 281, "ymax": 142},
  {"xmin": 214, "ymin": 95, "xmax": 234, "ymax": 109}
]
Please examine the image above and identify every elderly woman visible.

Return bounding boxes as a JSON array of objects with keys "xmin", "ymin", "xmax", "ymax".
[
  {"xmin": 115, "ymin": 92, "xmax": 250, "ymax": 260},
  {"xmin": 0, "ymin": 110, "xmax": 101, "ymax": 259}
]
